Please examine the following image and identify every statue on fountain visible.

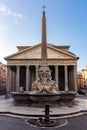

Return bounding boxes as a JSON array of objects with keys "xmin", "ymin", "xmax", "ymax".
[{"xmin": 32, "ymin": 65, "xmax": 58, "ymax": 93}]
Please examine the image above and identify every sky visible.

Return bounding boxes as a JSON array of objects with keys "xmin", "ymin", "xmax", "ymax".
[{"xmin": 0, "ymin": 0, "xmax": 87, "ymax": 71}]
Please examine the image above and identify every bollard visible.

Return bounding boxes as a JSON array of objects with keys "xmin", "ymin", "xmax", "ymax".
[{"xmin": 44, "ymin": 104, "xmax": 50, "ymax": 123}]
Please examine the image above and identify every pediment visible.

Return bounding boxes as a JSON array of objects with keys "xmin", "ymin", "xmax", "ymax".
[
  {"xmin": 47, "ymin": 47, "xmax": 75, "ymax": 59},
  {"xmin": 5, "ymin": 44, "xmax": 77, "ymax": 60}
]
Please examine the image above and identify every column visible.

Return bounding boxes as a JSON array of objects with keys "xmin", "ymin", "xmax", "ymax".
[
  {"xmin": 68, "ymin": 67, "xmax": 72, "ymax": 91},
  {"xmin": 16, "ymin": 66, "xmax": 20, "ymax": 91},
  {"xmin": 6, "ymin": 66, "xmax": 11, "ymax": 93},
  {"xmin": 36, "ymin": 65, "xmax": 39, "ymax": 80},
  {"xmin": 71, "ymin": 67, "xmax": 74, "ymax": 90},
  {"xmin": 26, "ymin": 65, "xmax": 30, "ymax": 91},
  {"xmin": 10, "ymin": 69, "xmax": 13, "ymax": 92},
  {"xmin": 73, "ymin": 65, "xmax": 78, "ymax": 91},
  {"xmin": 65, "ymin": 65, "xmax": 68, "ymax": 91},
  {"xmin": 13, "ymin": 71, "xmax": 16, "ymax": 91},
  {"xmin": 55, "ymin": 65, "xmax": 59, "ymax": 90}
]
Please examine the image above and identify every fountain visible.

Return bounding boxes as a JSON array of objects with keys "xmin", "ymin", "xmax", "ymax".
[
  {"xmin": 11, "ymin": 7, "xmax": 76, "ymax": 105},
  {"xmin": 29, "ymin": 63, "xmax": 60, "ymax": 103}
]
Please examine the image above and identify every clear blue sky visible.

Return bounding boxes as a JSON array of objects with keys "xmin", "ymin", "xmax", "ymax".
[{"xmin": 0, "ymin": 0, "xmax": 87, "ymax": 71}]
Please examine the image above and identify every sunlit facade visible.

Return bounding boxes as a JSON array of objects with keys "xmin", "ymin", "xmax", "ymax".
[
  {"xmin": 81, "ymin": 66, "xmax": 87, "ymax": 88},
  {"xmin": 0, "ymin": 62, "xmax": 6, "ymax": 89},
  {"xmin": 77, "ymin": 72, "xmax": 83, "ymax": 89}
]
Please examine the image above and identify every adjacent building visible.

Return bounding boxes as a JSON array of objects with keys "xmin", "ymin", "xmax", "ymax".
[
  {"xmin": 0, "ymin": 62, "xmax": 6, "ymax": 89},
  {"xmin": 81, "ymin": 66, "xmax": 87, "ymax": 88},
  {"xmin": 77, "ymin": 72, "xmax": 83, "ymax": 89}
]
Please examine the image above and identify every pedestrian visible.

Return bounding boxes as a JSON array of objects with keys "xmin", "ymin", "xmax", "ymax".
[{"xmin": 5, "ymin": 88, "xmax": 9, "ymax": 100}]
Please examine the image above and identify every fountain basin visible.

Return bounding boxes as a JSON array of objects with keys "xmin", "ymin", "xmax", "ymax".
[
  {"xmin": 29, "ymin": 92, "xmax": 60, "ymax": 102},
  {"xmin": 59, "ymin": 91, "xmax": 77, "ymax": 101},
  {"xmin": 11, "ymin": 91, "xmax": 77, "ymax": 105},
  {"xmin": 11, "ymin": 92, "xmax": 30, "ymax": 104}
]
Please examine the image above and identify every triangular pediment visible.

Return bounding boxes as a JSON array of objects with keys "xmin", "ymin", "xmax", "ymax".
[{"xmin": 5, "ymin": 44, "xmax": 77, "ymax": 60}]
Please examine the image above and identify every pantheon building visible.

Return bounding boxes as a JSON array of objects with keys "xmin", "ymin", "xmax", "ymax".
[{"xmin": 4, "ymin": 9, "xmax": 79, "ymax": 93}]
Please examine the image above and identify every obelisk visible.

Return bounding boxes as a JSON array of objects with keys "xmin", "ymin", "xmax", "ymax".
[{"xmin": 41, "ymin": 6, "xmax": 47, "ymax": 65}]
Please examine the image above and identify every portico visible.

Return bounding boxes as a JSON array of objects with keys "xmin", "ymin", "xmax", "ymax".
[{"xmin": 5, "ymin": 53, "xmax": 78, "ymax": 93}]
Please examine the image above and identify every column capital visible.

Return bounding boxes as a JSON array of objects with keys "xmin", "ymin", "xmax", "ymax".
[
  {"xmin": 74, "ymin": 65, "xmax": 77, "ymax": 69},
  {"xmin": 16, "ymin": 65, "xmax": 20, "ymax": 69},
  {"xmin": 35, "ymin": 65, "xmax": 39, "ymax": 67},
  {"xmin": 55, "ymin": 65, "xmax": 58, "ymax": 67},
  {"xmin": 26, "ymin": 65, "xmax": 30, "ymax": 69}
]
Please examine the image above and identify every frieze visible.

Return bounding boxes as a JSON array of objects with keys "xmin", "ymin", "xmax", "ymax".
[
  {"xmin": 7, "ymin": 59, "xmax": 76, "ymax": 66},
  {"xmin": 7, "ymin": 60, "xmax": 40, "ymax": 65}
]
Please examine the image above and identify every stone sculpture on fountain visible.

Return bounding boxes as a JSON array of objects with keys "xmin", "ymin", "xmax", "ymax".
[{"xmin": 32, "ymin": 66, "xmax": 58, "ymax": 93}]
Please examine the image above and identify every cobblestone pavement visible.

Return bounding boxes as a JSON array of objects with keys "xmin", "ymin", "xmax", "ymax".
[
  {"xmin": 0, "ymin": 114, "xmax": 87, "ymax": 130},
  {"xmin": 77, "ymin": 95, "xmax": 87, "ymax": 99}
]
